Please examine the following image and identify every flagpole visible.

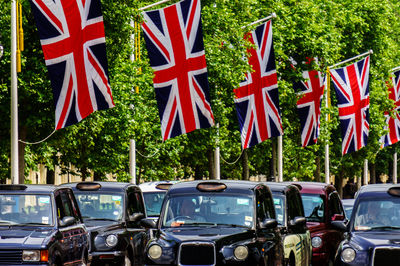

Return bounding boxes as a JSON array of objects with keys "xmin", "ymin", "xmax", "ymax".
[
  {"xmin": 130, "ymin": 139, "xmax": 136, "ymax": 184},
  {"xmin": 11, "ymin": 0, "xmax": 19, "ymax": 184},
  {"xmin": 363, "ymin": 159, "xmax": 368, "ymax": 185},
  {"xmin": 394, "ymin": 152, "xmax": 398, "ymax": 184},
  {"xmin": 329, "ymin": 50, "xmax": 373, "ymax": 69},
  {"xmin": 278, "ymin": 135, "xmax": 283, "ymax": 182},
  {"xmin": 139, "ymin": 0, "xmax": 176, "ymax": 11},
  {"xmin": 214, "ymin": 123, "xmax": 220, "ymax": 180},
  {"xmin": 324, "ymin": 69, "xmax": 330, "ymax": 184},
  {"xmin": 241, "ymin": 13, "xmax": 277, "ymax": 29}
]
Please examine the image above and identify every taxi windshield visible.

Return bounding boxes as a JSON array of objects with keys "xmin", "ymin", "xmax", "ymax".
[
  {"xmin": 162, "ymin": 194, "xmax": 254, "ymax": 228},
  {"xmin": 272, "ymin": 193, "xmax": 285, "ymax": 225},
  {"xmin": 353, "ymin": 199, "xmax": 400, "ymax": 231},
  {"xmin": 143, "ymin": 192, "xmax": 166, "ymax": 217},
  {"xmin": 301, "ymin": 194, "xmax": 325, "ymax": 222},
  {"xmin": 0, "ymin": 194, "xmax": 53, "ymax": 226},
  {"xmin": 75, "ymin": 193, "xmax": 124, "ymax": 222}
]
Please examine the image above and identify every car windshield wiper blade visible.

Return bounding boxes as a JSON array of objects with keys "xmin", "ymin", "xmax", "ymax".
[
  {"xmin": 14, "ymin": 222, "xmax": 49, "ymax": 226},
  {"xmin": 368, "ymin": 226, "xmax": 400, "ymax": 231},
  {"xmin": 181, "ymin": 222, "xmax": 217, "ymax": 226},
  {"xmin": 84, "ymin": 218, "xmax": 118, "ymax": 222},
  {"xmin": 216, "ymin": 223, "xmax": 249, "ymax": 228}
]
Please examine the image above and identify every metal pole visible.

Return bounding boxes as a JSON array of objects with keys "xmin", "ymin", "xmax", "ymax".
[
  {"xmin": 130, "ymin": 139, "xmax": 136, "ymax": 184},
  {"xmin": 278, "ymin": 135, "xmax": 283, "ymax": 182},
  {"xmin": 394, "ymin": 153, "xmax": 398, "ymax": 184},
  {"xmin": 214, "ymin": 124, "xmax": 220, "ymax": 180},
  {"xmin": 324, "ymin": 73, "xmax": 330, "ymax": 184},
  {"xmin": 363, "ymin": 159, "xmax": 368, "ymax": 185},
  {"xmin": 329, "ymin": 50, "xmax": 373, "ymax": 69},
  {"xmin": 11, "ymin": 0, "xmax": 19, "ymax": 184},
  {"xmin": 241, "ymin": 13, "xmax": 277, "ymax": 29},
  {"xmin": 139, "ymin": 0, "xmax": 175, "ymax": 11}
]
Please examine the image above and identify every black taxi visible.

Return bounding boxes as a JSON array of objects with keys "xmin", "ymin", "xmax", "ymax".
[
  {"xmin": 333, "ymin": 184, "xmax": 400, "ymax": 266},
  {"xmin": 145, "ymin": 180, "xmax": 284, "ymax": 265},
  {"xmin": 62, "ymin": 181, "xmax": 153, "ymax": 266},
  {"xmin": 0, "ymin": 184, "xmax": 89, "ymax": 265}
]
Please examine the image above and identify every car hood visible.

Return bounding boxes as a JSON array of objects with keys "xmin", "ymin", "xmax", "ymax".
[
  {"xmin": 85, "ymin": 222, "xmax": 121, "ymax": 235},
  {"xmin": 0, "ymin": 227, "xmax": 55, "ymax": 248},
  {"xmin": 349, "ymin": 231, "xmax": 400, "ymax": 249},
  {"xmin": 157, "ymin": 226, "xmax": 257, "ymax": 246}
]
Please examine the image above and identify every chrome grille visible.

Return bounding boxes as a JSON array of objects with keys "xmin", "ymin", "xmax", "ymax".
[
  {"xmin": 0, "ymin": 250, "xmax": 22, "ymax": 264},
  {"xmin": 373, "ymin": 247, "xmax": 400, "ymax": 266},
  {"xmin": 178, "ymin": 242, "xmax": 215, "ymax": 266}
]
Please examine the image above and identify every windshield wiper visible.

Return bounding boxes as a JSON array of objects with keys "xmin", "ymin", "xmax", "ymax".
[
  {"xmin": 216, "ymin": 223, "xmax": 249, "ymax": 228},
  {"xmin": 84, "ymin": 218, "xmax": 118, "ymax": 222},
  {"xmin": 368, "ymin": 226, "xmax": 400, "ymax": 231},
  {"xmin": 14, "ymin": 222, "xmax": 49, "ymax": 226},
  {"xmin": 181, "ymin": 222, "xmax": 217, "ymax": 226}
]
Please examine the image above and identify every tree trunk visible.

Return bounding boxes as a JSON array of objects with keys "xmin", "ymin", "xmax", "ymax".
[
  {"xmin": 93, "ymin": 171, "xmax": 102, "ymax": 181},
  {"xmin": 81, "ymin": 166, "xmax": 88, "ymax": 182},
  {"xmin": 194, "ymin": 166, "xmax": 202, "ymax": 180},
  {"xmin": 271, "ymin": 139, "xmax": 277, "ymax": 181},
  {"xmin": 335, "ymin": 167, "xmax": 344, "ymax": 198},
  {"xmin": 314, "ymin": 156, "xmax": 321, "ymax": 182},
  {"xmin": 18, "ymin": 126, "xmax": 27, "ymax": 184},
  {"xmin": 370, "ymin": 163, "xmax": 376, "ymax": 184},
  {"xmin": 46, "ymin": 168, "xmax": 55, "ymax": 184},
  {"xmin": 208, "ymin": 149, "xmax": 215, "ymax": 179},
  {"xmin": 242, "ymin": 149, "xmax": 249, "ymax": 180}
]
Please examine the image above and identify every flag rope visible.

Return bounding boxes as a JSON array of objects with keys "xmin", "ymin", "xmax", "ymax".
[
  {"xmin": 19, "ymin": 129, "xmax": 56, "ymax": 145},
  {"xmin": 220, "ymin": 149, "xmax": 244, "ymax": 165}
]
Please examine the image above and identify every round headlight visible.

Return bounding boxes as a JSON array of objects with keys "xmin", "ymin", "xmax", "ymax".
[
  {"xmin": 234, "ymin": 245, "xmax": 249, "ymax": 260},
  {"xmin": 148, "ymin": 244, "xmax": 162, "ymax": 260},
  {"xmin": 311, "ymin": 236, "xmax": 322, "ymax": 248},
  {"xmin": 105, "ymin": 234, "xmax": 118, "ymax": 247},
  {"xmin": 341, "ymin": 247, "xmax": 356, "ymax": 263}
]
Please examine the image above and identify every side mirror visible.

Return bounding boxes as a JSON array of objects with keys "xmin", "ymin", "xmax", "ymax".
[
  {"xmin": 289, "ymin": 216, "xmax": 306, "ymax": 227},
  {"xmin": 331, "ymin": 214, "xmax": 345, "ymax": 221},
  {"xmin": 331, "ymin": 220, "xmax": 348, "ymax": 231},
  {"xmin": 59, "ymin": 216, "xmax": 76, "ymax": 227},
  {"xmin": 260, "ymin": 218, "xmax": 278, "ymax": 229},
  {"xmin": 141, "ymin": 218, "xmax": 157, "ymax": 228},
  {"xmin": 129, "ymin": 212, "xmax": 145, "ymax": 222}
]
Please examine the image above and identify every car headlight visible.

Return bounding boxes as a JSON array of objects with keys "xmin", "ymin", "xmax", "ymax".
[
  {"xmin": 22, "ymin": 250, "xmax": 40, "ymax": 262},
  {"xmin": 341, "ymin": 247, "xmax": 356, "ymax": 263},
  {"xmin": 105, "ymin": 234, "xmax": 118, "ymax": 247},
  {"xmin": 148, "ymin": 244, "xmax": 162, "ymax": 260},
  {"xmin": 311, "ymin": 236, "xmax": 322, "ymax": 248},
  {"xmin": 234, "ymin": 245, "xmax": 248, "ymax": 260}
]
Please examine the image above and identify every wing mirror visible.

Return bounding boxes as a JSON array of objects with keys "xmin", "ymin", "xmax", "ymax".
[
  {"xmin": 129, "ymin": 212, "xmax": 145, "ymax": 222},
  {"xmin": 140, "ymin": 218, "xmax": 157, "ymax": 228},
  {"xmin": 59, "ymin": 216, "xmax": 76, "ymax": 227},
  {"xmin": 260, "ymin": 218, "xmax": 278, "ymax": 229},
  {"xmin": 289, "ymin": 216, "xmax": 306, "ymax": 227},
  {"xmin": 331, "ymin": 220, "xmax": 348, "ymax": 231}
]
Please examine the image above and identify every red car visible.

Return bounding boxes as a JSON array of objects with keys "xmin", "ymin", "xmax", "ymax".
[{"xmin": 291, "ymin": 182, "xmax": 346, "ymax": 266}]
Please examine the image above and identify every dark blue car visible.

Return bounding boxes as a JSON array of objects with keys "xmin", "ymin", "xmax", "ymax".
[
  {"xmin": 333, "ymin": 184, "xmax": 400, "ymax": 265},
  {"xmin": 0, "ymin": 184, "xmax": 89, "ymax": 265}
]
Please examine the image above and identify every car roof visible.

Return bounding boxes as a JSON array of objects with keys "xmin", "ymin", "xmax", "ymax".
[
  {"xmin": 264, "ymin": 182, "xmax": 299, "ymax": 193},
  {"xmin": 61, "ymin": 181, "xmax": 140, "ymax": 192},
  {"xmin": 167, "ymin": 180, "xmax": 265, "ymax": 195},
  {"xmin": 287, "ymin": 181, "xmax": 336, "ymax": 195},
  {"xmin": 357, "ymin": 184, "xmax": 400, "ymax": 198},
  {"xmin": 0, "ymin": 184, "xmax": 63, "ymax": 193},
  {"xmin": 139, "ymin": 181, "xmax": 178, "ymax": 192}
]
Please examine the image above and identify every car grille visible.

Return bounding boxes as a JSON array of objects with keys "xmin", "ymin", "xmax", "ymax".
[
  {"xmin": 178, "ymin": 242, "xmax": 215, "ymax": 266},
  {"xmin": 0, "ymin": 250, "xmax": 22, "ymax": 264},
  {"xmin": 373, "ymin": 247, "xmax": 400, "ymax": 266}
]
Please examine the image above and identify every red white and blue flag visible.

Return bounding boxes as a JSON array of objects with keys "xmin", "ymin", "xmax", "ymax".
[
  {"xmin": 234, "ymin": 20, "xmax": 282, "ymax": 149},
  {"xmin": 293, "ymin": 59, "xmax": 325, "ymax": 147},
  {"xmin": 330, "ymin": 56, "xmax": 370, "ymax": 155},
  {"xmin": 141, "ymin": 0, "xmax": 214, "ymax": 141},
  {"xmin": 29, "ymin": 0, "xmax": 114, "ymax": 130},
  {"xmin": 380, "ymin": 70, "xmax": 400, "ymax": 148}
]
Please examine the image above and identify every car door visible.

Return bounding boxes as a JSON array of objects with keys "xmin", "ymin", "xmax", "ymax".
[
  {"xmin": 327, "ymin": 192, "xmax": 345, "ymax": 253},
  {"xmin": 55, "ymin": 189, "xmax": 85, "ymax": 264},
  {"xmin": 126, "ymin": 187, "xmax": 148, "ymax": 264}
]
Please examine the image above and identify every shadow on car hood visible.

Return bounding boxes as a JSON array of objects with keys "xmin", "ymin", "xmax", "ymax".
[{"xmin": 350, "ymin": 231, "xmax": 400, "ymax": 248}]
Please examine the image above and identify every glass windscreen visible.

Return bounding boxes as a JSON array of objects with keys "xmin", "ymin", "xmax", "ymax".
[
  {"xmin": 301, "ymin": 194, "xmax": 325, "ymax": 222},
  {"xmin": 353, "ymin": 199, "xmax": 400, "ymax": 231},
  {"xmin": 0, "ymin": 194, "xmax": 53, "ymax": 225},
  {"xmin": 162, "ymin": 194, "xmax": 254, "ymax": 228},
  {"xmin": 75, "ymin": 193, "xmax": 124, "ymax": 221},
  {"xmin": 143, "ymin": 192, "xmax": 166, "ymax": 217},
  {"xmin": 272, "ymin": 193, "xmax": 285, "ymax": 225}
]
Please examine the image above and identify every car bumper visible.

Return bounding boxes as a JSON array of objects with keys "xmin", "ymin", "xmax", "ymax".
[
  {"xmin": 312, "ymin": 252, "xmax": 330, "ymax": 266},
  {"xmin": 90, "ymin": 250, "xmax": 126, "ymax": 265}
]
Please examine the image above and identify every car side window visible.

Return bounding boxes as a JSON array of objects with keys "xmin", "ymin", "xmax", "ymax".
[
  {"xmin": 67, "ymin": 190, "xmax": 81, "ymax": 222},
  {"xmin": 127, "ymin": 190, "xmax": 145, "ymax": 216},
  {"xmin": 287, "ymin": 190, "xmax": 303, "ymax": 221},
  {"xmin": 55, "ymin": 191, "xmax": 75, "ymax": 224},
  {"xmin": 328, "ymin": 192, "xmax": 344, "ymax": 217},
  {"xmin": 256, "ymin": 187, "xmax": 275, "ymax": 222}
]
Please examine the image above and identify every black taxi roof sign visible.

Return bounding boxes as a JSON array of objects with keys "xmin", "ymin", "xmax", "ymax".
[
  {"xmin": 388, "ymin": 187, "xmax": 400, "ymax": 197},
  {"xmin": 156, "ymin": 183, "xmax": 173, "ymax": 190},
  {"xmin": 76, "ymin": 182, "xmax": 101, "ymax": 191},
  {"xmin": 196, "ymin": 182, "xmax": 227, "ymax": 192}
]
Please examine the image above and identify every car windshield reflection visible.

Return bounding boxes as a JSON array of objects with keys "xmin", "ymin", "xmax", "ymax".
[
  {"xmin": 354, "ymin": 199, "xmax": 400, "ymax": 231},
  {"xmin": 162, "ymin": 194, "xmax": 254, "ymax": 228},
  {"xmin": 75, "ymin": 193, "xmax": 124, "ymax": 222},
  {"xmin": 0, "ymin": 194, "xmax": 53, "ymax": 226},
  {"xmin": 301, "ymin": 194, "xmax": 325, "ymax": 222}
]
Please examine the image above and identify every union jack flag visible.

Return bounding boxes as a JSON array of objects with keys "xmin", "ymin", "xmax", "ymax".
[
  {"xmin": 141, "ymin": 0, "xmax": 214, "ymax": 141},
  {"xmin": 380, "ymin": 70, "xmax": 400, "ymax": 148},
  {"xmin": 330, "ymin": 56, "xmax": 370, "ymax": 155},
  {"xmin": 29, "ymin": 0, "xmax": 114, "ymax": 130},
  {"xmin": 234, "ymin": 20, "xmax": 282, "ymax": 149},
  {"xmin": 293, "ymin": 58, "xmax": 325, "ymax": 147}
]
